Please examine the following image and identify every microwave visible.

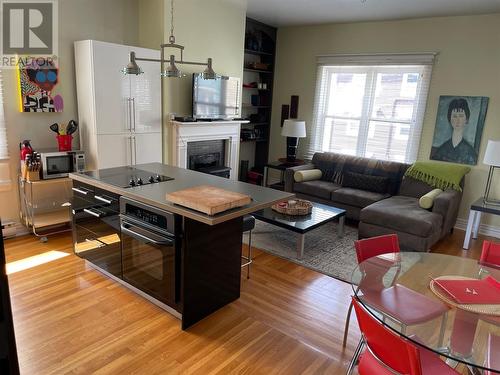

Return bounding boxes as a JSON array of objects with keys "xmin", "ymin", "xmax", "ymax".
[{"xmin": 40, "ymin": 151, "xmax": 86, "ymax": 179}]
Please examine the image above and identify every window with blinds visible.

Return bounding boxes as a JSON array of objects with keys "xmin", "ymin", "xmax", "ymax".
[{"xmin": 307, "ymin": 54, "xmax": 434, "ymax": 163}]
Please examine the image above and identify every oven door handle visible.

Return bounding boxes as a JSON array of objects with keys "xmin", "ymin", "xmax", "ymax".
[{"xmin": 121, "ymin": 222, "xmax": 174, "ymax": 246}]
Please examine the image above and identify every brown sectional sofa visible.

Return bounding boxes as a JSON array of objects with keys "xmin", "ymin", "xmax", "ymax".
[{"xmin": 284, "ymin": 152, "xmax": 463, "ymax": 252}]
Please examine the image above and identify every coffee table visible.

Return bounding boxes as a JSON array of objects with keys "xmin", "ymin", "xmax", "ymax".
[
  {"xmin": 252, "ymin": 202, "xmax": 346, "ymax": 259},
  {"xmin": 463, "ymin": 197, "xmax": 500, "ymax": 249}
]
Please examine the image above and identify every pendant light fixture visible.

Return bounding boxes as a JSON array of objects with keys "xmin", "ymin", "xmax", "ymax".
[{"xmin": 122, "ymin": 0, "xmax": 218, "ymax": 81}]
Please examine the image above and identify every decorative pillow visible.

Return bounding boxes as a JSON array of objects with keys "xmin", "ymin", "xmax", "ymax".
[
  {"xmin": 294, "ymin": 169, "xmax": 323, "ymax": 183},
  {"xmin": 342, "ymin": 172, "xmax": 390, "ymax": 194},
  {"xmin": 419, "ymin": 189, "xmax": 443, "ymax": 209}
]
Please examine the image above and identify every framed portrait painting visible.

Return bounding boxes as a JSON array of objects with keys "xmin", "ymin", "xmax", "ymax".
[{"xmin": 430, "ymin": 95, "xmax": 489, "ymax": 165}]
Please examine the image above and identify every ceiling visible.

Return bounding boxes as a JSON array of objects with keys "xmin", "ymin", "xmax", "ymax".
[{"xmin": 246, "ymin": 0, "xmax": 500, "ymax": 27}]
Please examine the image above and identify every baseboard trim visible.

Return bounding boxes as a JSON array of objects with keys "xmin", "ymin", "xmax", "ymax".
[{"xmin": 455, "ymin": 218, "xmax": 500, "ymax": 239}]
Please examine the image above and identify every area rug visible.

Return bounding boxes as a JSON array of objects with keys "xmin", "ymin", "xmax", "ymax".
[{"xmin": 243, "ymin": 220, "xmax": 359, "ymax": 283}]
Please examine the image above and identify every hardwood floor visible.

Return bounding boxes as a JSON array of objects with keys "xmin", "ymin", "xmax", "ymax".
[{"xmin": 4, "ymin": 229, "xmax": 489, "ymax": 374}]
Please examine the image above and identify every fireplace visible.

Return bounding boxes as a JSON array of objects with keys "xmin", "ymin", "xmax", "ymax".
[
  {"xmin": 187, "ymin": 140, "xmax": 231, "ymax": 178},
  {"xmin": 171, "ymin": 120, "xmax": 246, "ymax": 180}
]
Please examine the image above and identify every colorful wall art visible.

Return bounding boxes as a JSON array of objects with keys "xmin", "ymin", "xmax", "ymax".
[{"xmin": 17, "ymin": 59, "xmax": 63, "ymax": 112}]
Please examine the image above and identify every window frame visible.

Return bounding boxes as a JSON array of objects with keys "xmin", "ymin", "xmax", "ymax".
[{"xmin": 308, "ymin": 55, "xmax": 434, "ymax": 163}]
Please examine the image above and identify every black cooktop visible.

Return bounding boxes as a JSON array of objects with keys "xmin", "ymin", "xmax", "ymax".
[{"xmin": 82, "ymin": 166, "xmax": 174, "ymax": 188}]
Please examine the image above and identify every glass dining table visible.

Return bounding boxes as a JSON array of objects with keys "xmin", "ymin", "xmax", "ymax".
[{"xmin": 351, "ymin": 252, "xmax": 500, "ymax": 373}]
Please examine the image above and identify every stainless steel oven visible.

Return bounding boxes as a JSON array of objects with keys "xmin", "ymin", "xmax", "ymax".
[
  {"xmin": 120, "ymin": 197, "xmax": 178, "ymax": 306},
  {"xmin": 41, "ymin": 150, "xmax": 85, "ymax": 179}
]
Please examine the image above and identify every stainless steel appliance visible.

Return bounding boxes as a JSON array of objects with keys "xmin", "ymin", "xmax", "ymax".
[
  {"xmin": 120, "ymin": 197, "xmax": 179, "ymax": 306},
  {"xmin": 80, "ymin": 166, "xmax": 173, "ymax": 188},
  {"xmin": 40, "ymin": 150, "xmax": 85, "ymax": 179}
]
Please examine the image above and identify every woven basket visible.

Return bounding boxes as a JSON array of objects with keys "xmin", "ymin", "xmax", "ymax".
[{"xmin": 272, "ymin": 199, "xmax": 312, "ymax": 216}]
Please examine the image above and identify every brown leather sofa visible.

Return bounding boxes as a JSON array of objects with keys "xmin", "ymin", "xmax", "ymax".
[{"xmin": 284, "ymin": 152, "xmax": 463, "ymax": 252}]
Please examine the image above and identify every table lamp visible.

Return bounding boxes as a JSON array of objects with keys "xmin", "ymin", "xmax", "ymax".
[
  {"xmin": 282, "ymin": 120, "xmax": 306, "ymax": 162},
  {"xmin": 483, "ymin": 140, "xmax": 500, "ymax": 205}
]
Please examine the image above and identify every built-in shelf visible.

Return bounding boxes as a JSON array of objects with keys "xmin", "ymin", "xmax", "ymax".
[
  {"xmin": 243, "ymin": 87, "xmax": 271, "ymax": 91},
  {"xmin": 241, "ymin": 138, "xmax": 267, "ymax": 143},
  {"xmin": 247, "ymin": 122, "xmax": 269, "ymax": 126},
  {"xmin": 242, "ymin": 105, "xmax": 271, "ymax": 109},
  {"xmin": 244, "ymin": 68, "xmax": 273, "ymax": 74},
  {"xmin": 241, "ymin": 17, "xmax": 276, "ymax": 182},
  {"xmin": 244, "ymin": 49, "xmax": 273, "ymax": 56}
]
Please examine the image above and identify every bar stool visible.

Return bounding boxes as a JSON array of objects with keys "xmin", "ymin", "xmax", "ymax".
[{"xmin": 242, "ymin": 215, "xmax": 255, "ymax": 279}]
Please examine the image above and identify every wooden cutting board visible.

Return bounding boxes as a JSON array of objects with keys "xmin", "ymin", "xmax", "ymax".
[{"xmin": 166, "ymin": 185, "xmax": 252, "ymax": 216}]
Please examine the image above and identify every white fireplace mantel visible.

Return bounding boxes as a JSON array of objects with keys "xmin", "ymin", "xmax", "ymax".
[{"xmin": 171, "ymin": 120, "xmax": 248, "ymax": 180}]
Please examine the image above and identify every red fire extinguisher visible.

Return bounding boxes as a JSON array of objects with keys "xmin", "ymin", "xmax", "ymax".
[{"xmin": 20, "ymin": 140, "xmax": 33, "ymax": 161}]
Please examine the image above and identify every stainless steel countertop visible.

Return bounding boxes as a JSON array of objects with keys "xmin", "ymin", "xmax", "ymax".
[{"xmin": 70, "ymin": 163, "xmax": 294, "ymax": 225}]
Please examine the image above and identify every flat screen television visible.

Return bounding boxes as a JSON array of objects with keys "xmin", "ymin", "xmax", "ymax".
[{"xmin": 192, "ymin": 74, "xmax": 240, "ymax": 120}]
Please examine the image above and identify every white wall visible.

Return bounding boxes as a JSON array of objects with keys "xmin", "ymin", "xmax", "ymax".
[
  {"xmin": 0, "ymin": 0, "xmax": 139, "ymax": 222},
  {"xmin": 270, "ymin": 13, "xmax": 500, "ymax": 228}
]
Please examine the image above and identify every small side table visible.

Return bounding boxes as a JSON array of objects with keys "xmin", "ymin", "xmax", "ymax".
[
  {"xmin": 263, "ymin": 160, "xmax": 305, "ymax": 189},
  {"xmin": 463, "ymin": 197, "xmax": 500, "ymax": 249}
]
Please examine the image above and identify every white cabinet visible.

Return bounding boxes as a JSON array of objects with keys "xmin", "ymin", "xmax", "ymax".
[
  {"xmin": 131, "ymin": 47, "xmax": 161, "ymax": 134},
  {"xmin": 97, "ymin": 134, "xmax": 133, "ymax": 169},
  {"xmin": 92, "ymin": 41, "xmax": 131, "ymax": 135},
  {"xmin": 134, "ymin": 133, "xmax": 162, "ymax": 165},
  {"xmin": 75, "ymin": 40, "xmax": 162, "ymax": 171}
]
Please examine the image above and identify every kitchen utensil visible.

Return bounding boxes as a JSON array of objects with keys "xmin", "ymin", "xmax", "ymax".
[
  {"xmin": 49, "ymin": 123, "xmax": 60, "ymax": 134},
  {"xmin": 66, "ymin": 120, "xmax": 78, "ymax": 135},
  {"xmin": 58, "ymin": 123, "xmax": 66, "ymax": 135}
]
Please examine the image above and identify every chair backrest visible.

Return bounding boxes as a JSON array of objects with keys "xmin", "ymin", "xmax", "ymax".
[
  {"xmin": 480, "ymin": 241, "xmax": 500, "ymax": 270},
  {"xmin": 352, "ymin": 297, "xmax": 422, "ymax": 375},
  {"xmin": 354, "ymin": 234, "xmax": 400, "ymax": 264}
]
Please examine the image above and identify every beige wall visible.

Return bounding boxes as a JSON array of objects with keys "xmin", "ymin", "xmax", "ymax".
[
  {"xmin": 271, "ymin": 13, "xmax": 500, "ymax": 228},
  {"xmin": 0, "ymin": 0, "xmax": 139, "ymax": 222},
  {"xmin": 137, "ymin": 0, "xmax": 246, "ymax": 162}
]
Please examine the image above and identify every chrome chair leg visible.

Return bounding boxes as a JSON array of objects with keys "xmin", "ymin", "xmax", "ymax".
[
  {"xmin": 241, "ymin": 230, "xmax": 253, "ymax": 279},
  {"xmin": 343, "ymin": 301, "xmax": 354, "ymax": 347},
  {"xmin": 438, "ymin": 311, "xmax": 448, "ymax": 348},
  {"xmin": 247, "ymin": 230, "xmax": 252, "ymax": 279},
  {"xmin": 346, "ymin": 338, "xmax": 365, "ymax": 375}
]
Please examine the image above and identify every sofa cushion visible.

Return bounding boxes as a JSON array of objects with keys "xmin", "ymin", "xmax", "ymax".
[
  {"xmin": 294, "ymin": 180, "xmax": 341, "ymax": 200},
  {"xmin": 360, "ymin": 196, "xmax": 442, "ymax": 237},
  {"xmin": 332, "ymin": 188, "xmax": 390, "ymax": 208},
  {"xmin": 342, "ymin": 171, "xmax": 390, "ymax": 194}
]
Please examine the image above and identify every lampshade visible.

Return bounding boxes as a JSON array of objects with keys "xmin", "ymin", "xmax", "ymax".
[
  {"xmin": 483, "ymin": 140, "xmax": 500, "ymax": 167},
  {"xmin": 282, "ymin": 120, "xmax": 306, "ymax": 138},
  {"xmin": 122, "ymin": 52, "xmax": 143, "ymax": 75},
  {"xmin": 202, "ymin": 58, "xmax": 217, "ymax": 80},
  {"xmin": 161, "ymin": 55, "xmax": 183, "ymax": 78}
]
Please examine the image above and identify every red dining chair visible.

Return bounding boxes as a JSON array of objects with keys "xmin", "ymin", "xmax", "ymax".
[
  {"xmin": 480, "ymin": 240, "xmax": 500, "ymax": 270},
  {"xmin": 484, "ymin": 333, "xmax": 500, "ymax": 375},
  {"xmin": 348, "ymin": 297, "xmax": 460, "ymax": 375},
  {"xmin": 343, "ymin": 234, "xmax": 449, "ymax": 349},
  {"xmin": 343, "ymin": 234, "xmax": 400, "ymax": 346}
]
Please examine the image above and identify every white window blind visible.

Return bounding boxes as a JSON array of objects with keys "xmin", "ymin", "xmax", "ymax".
[{"xmin": 308, "ymin": 53, "xmax": 435, "ymax": 163}]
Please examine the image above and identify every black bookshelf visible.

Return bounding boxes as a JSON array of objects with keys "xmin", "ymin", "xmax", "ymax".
[
  {"xmin": 240, "ymin": 18, "xmax": 277, "ymax": 182},
  {"xmin": 0, "ymin": 221, "xmax": 19, "ymax": 375}
]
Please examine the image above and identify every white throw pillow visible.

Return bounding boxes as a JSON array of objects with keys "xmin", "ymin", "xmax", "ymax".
[
  {"xmin": 419, "ymin": 188, "xmax": 443, "ymax": 209},
  {"xmin": 294, "ymin": 169, "xmax": 323, "ymax": 183}
]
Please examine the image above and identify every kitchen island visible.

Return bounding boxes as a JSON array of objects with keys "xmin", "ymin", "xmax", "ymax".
[{"xmin": 69, "ymin": 163, "xmax": 293, "ymax": 329}]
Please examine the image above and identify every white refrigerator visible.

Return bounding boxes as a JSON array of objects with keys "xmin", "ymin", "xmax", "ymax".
[{"xmin": 74, "ymin": 40, "xmax": 162, "ymax": 170}]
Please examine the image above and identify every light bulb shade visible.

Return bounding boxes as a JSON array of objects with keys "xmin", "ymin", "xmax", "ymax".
[
  {"xmin": 484, "ymin": 140, "xmax": 500, "ymax": 166},
  {"xmin": 202, "ymin": 58, "xmax": 217, "ymax": 80},
  {"xmin": 161, "ymin": 55, "xmax": 182, "ymax": 78},
  {"xmin": 281, "ymin": 120, "xmax": 306, "ymax": 138},
  {"xmin": 122, "ymin": 51, "xmax": 143, "ymax": 75}
]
